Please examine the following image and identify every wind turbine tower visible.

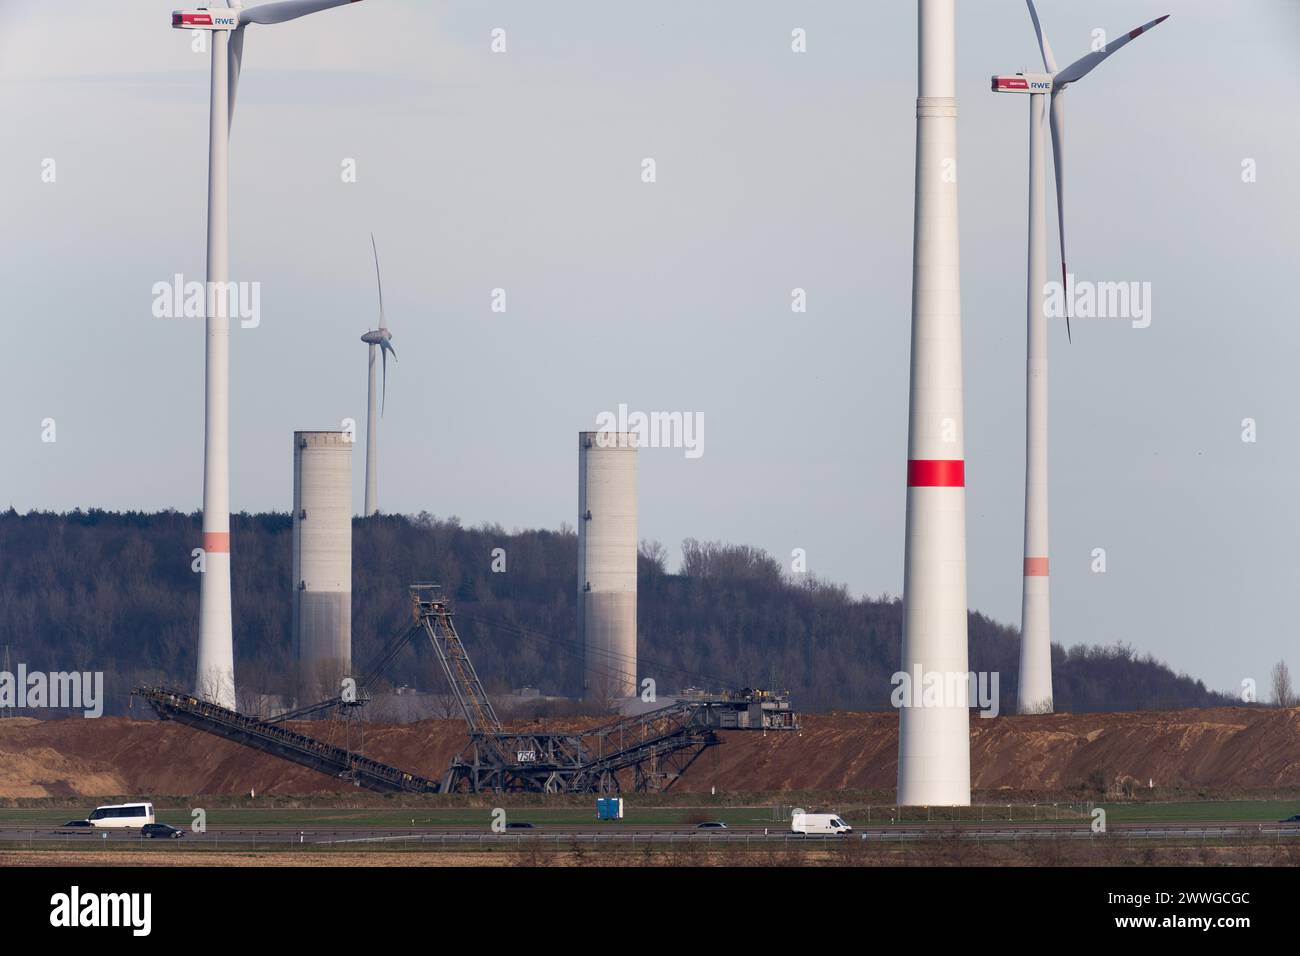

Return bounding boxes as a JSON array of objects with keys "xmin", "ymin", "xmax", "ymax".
[
  {"xmin": 361, "ymin": 235, "xmax": 395, "ymax": 517},
  {"xmin": 174, "ymin": 0, "xmax": 367, "ymax": 710},
  {"xmin": 897, "ymin": 0, "xmax": 971, "ymax": 808},
  {"xmin": 992, "ymin": 1, "xmax": 1169, "ymax": 715}
]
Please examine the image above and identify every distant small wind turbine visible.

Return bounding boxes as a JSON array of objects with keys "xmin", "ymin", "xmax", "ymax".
[
  {"xmin": 174, "ymin": 0, "xmax": 366, "ymax": 710},
  {"xmin": 361, "ymin": 234, "xmax": 395, "ymax": 517},
  {"xmin": 992, "ymin": 0, "xmax": 1168, "ymax": 715}
]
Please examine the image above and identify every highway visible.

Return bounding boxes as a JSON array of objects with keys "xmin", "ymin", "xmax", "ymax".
[{"xmin": 2, "ymin": 821, "xmax": 1298, "ymax": 846}]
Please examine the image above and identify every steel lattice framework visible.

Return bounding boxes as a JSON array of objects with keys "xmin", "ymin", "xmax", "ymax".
[
  {"xmin": 412, "ymin": 586, "xmax": 719, "ymax": 794},
  {"xmin": 135, "ymin": 585, "xmax": 798, "ymax": 794}
]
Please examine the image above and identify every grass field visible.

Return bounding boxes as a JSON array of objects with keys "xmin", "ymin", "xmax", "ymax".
[{"xmin": 4, "ymin": 837, "xmax": 1299, "ymax": 868}]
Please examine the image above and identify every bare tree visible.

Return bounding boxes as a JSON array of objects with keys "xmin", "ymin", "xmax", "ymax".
[
  {"xmin": 638, "ymin": 539, "xmax": 668, "ymax": 577},
  {"xmin": 434, "ymin": 693, "xmax": 462, "ymax": 721},
  {"xmin": 586, "ymin": 668, "xmax": 628, "ymax": 716},
  {"xmin": 197, "ymin": 672, "xmax": 235, "ymax": 711},
  {"xmin": 1271, "ymin": 660, "xmax": 1295, "ymax": 708}
]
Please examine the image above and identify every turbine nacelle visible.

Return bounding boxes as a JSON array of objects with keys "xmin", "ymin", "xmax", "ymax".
[
  {"xmin": 360, "ymin": 329, "xmax": 391, "ymax": 346},
  {"xmin": 172, "ymin": 9, "xmax": 241, "ymax": 30},
  {"xmin": 991, "ymin": 73, "xmax": 1054, "ymax": 94},
  {"xmin": 173, "ymin": 2, "xmax": 365, "ymax": 34}
]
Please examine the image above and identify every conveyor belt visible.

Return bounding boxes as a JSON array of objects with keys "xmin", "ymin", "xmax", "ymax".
[{"xmin": 134, "ymin": 686, "xmax": 439, "ymax": 794}]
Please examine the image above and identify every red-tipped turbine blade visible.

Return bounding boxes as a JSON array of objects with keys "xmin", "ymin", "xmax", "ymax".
[{"xmin": 1054, "ymin": 14, "xmax": 1170, "ymax": 87}]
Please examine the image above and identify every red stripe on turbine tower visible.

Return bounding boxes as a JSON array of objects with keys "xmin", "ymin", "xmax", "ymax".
[
  {"xmin": 907, "ymin": 459, "xmax": 965, "ymax": 487},
  {"xmin": 1024, "ymin": 557, "xmax": 1049, "ymax": 576},
  {"xmin": 203, "ymin": 532, "xmax": 231, "ymax": 553}
]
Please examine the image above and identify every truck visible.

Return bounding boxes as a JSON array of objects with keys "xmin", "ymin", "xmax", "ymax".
[{"xmin": 791, "ymin": 809, "xmax": 852, "ymax": 836}]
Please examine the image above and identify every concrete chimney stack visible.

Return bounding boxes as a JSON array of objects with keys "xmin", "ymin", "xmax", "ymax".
[
  {"xmin": 292, "ymin": 431, "xmax": 353, "ymax": 705},
  {"xmin": 578, "ymin": 430, "xmax": 638, "ymax": 703}
]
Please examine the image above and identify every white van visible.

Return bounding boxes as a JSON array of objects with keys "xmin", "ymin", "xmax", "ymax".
[
  {"xmin": 87, "ymin": 802, "xmax": 155, "ymax": 829},
  {"xmin": 791, "ymin": 809, "xmax": 852, "ymax": 835}
]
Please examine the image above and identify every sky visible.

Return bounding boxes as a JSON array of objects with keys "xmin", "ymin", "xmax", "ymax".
[{"xmin": 1, "ymin": 1, "xmax": 1298, "ymax": 697}]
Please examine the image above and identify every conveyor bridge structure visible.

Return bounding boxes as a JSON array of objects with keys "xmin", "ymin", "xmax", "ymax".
[
  {"xmin": 134, "ymin": 584, "xmax": 799, "ymax": 794},
  {"xmin": 134, "ymin": 685, "xmax": 439, "ymax": 793}
]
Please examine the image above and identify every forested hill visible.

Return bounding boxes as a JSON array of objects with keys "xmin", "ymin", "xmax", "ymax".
[{"xmin": 0, "ymin": 509, "xmax": 1232, "ymax": 717}]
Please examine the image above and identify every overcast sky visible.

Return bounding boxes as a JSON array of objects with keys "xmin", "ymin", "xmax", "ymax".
[{"xmin": 2, "ymin": 1, "xmax": 1298, "ymax": 697}]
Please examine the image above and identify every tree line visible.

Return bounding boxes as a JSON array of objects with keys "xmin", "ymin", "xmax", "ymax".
[{"xmin": 0, "ymin": 509, "xmax": 1234, "ymax": 718}]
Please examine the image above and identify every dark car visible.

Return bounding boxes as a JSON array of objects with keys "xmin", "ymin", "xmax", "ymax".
[
  {"xmin": 141, "ymin": 823, "xmax": 184, "ymax": 839},
  {"xmin": 504, "ymin": 822, "xmax": 536, "ymax": 830},
  {"xmin": 61, "ymin": 820, "xmax": 93, "ymax": 829},
  {"xmin": 695, "ymin": 821, "xmax": 728, "ymax": 829},
  {"xmin": 1280, "ymin": 814, "xmax": 1300, "ymax": 823}
]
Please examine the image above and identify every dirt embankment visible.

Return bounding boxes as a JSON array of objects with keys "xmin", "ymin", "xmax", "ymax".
[{"xmin": 1, "ymin": 707, "xmax": 1297, "ymax": 799}]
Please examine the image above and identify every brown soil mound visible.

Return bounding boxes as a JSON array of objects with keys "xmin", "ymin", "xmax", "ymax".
[{"xmin": 1, "ymin": 706, "xmax": 1296, "ymax": 798}]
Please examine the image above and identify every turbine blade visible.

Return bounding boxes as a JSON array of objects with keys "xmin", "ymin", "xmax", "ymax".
[
  {"xmin": 371, "ymin": 233, "xmax": 385, "ymax": 330},
  {"xmin": 241, "ymin": 0, "xmax": 363, "ymax": 27},
  {"xmin": 228, "ymin": 27, "xmax": 244, "ymax": 131},
  {"xmin": 1054, "ymin": 14, "xmax": 1169, "ymax": 87},
  {"xmin": 1025, "ymin": 0, "xmax": 1058, "ymax": 73},
  {"xmin": 1049, "ymin": 90, "xmax": 1070, "ymax": 343},
  {"xmin": 381, "ymin": 345, "xmax": 388, "ymax": 416},
  {"xmin": 382, "ymin": 338, "xmax": 397, "ymax": 361}
]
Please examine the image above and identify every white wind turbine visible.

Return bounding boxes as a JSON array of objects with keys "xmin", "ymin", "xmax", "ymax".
[
  {"xmin": 360, "ymin": 234, "xmax": 395, "ymax": 517},
  {"xmin": 992, "ymin": 1, "xmax": 1168, "ymax": 714},
  {"xmin": 897, "ymin": 0, "xmax": 972, "ymax": 808},
  {"xmin": 174, "ymin": 0, "xmax": 366, "ymax": 710}
]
